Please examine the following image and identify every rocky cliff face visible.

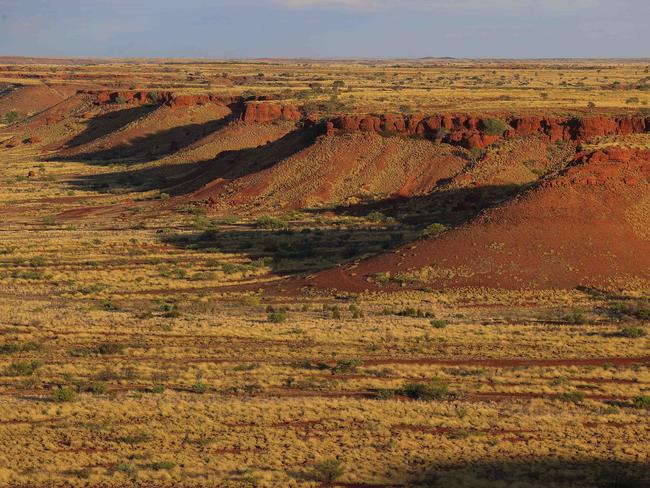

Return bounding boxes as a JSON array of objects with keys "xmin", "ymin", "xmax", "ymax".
[
  {"xmin": 544, "ymin": 147, "xmax": 650, "ymax": 188},
  {"xmin": 326, "ymin": 113, "xmax": 650, "ymax": 148},
  {"xmin": 239, "ymin": 102, "xmax": 302, "ymax": 123},
  {"xmin": 83, "ymin": 90, "xmax": 304, "ymax": 123},
  {"xmin": 57, "ymin": 91, "xmax": 650, "ymax": 150},
  {"xmin": 84, "ymin": 90, "xmax": 242, "ymax": 108}
]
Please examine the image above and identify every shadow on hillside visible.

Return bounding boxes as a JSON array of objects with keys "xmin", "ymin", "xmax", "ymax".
[
  {"xmin": 63, "ymin": 104, "xmax": 159, "ymax": 148},
  {"xmin": 304, "ymin": 458, "xmax": 649, "ymax": 487},
  {"xmin": 161, "ymin": 183, "xmax": 527, "ymax": 276},
  {"xmin": 307, "ymin": 183, "xmax": 525, "ymax": 227},
  {"xmin": 67, "ymin": 124, "xmax": 320, "ymax": 194},
  {"xmin": 53, "ymin": 111, "xmax": 239, "ymax": 165},
  {"xmin": 411, "ymin": 458, "xmax": 649, "ymax": 488},
  {"xmin": 160, "ymin": 224, "xmax": 405, "ymax": 276}
]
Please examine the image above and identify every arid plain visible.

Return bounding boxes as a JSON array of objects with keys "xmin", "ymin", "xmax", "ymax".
[{"xmin": 0, "ymin": 58, "xmax": 648, "ymax": 487}]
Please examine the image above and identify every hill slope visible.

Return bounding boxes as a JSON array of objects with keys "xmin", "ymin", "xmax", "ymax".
[{"xmin": 312, "ymin": 146, "xmax": 650, "ymax": 291}]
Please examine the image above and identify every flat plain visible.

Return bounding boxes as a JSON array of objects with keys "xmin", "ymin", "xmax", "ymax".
[{"xmin": 0, "ymin": 58, "xmax": 648, "ymax": 487}]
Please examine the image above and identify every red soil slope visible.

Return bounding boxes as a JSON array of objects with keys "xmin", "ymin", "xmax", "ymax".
[
  {"xmin": 0, "ymin": 84, "xmax": 85, "ymax": 119},
  {"xmin": 187, "ymin": 109, "xmax": 649, "ymax": 211},
  {"xmin": 312, "ymin": 147, "xmax": 650, "ymax": 291},
  {"xmin": 56, "ymin": 102, "xmax": 233, "ymax": 161},
  {"xmin": 192, "ymin": 132, "xmax": 470, "ymax": 210}
]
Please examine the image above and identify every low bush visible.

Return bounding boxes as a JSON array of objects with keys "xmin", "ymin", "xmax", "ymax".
[
  {"xmin": 8, "ymin": 360, "xmax": 42, "ymax": 376},
  {"xmin": 482, "ymin": 118, "xmax": 510, "ymax": 135},
  {"xmin": 616, "ymin": 327, "xmax": 646, "ymax": 338},
  {"xmin": 191, "ymin": 381, "xmax": 208, "ymax": 394},
  {"xmin": 631, "ymin": 396, "xmax": 650, "ymax": 409},
  {"xmin": 312, "ymin": 459, "xmax": 344, "ymax": 485},
  {"xmin": 115, "ymin": 432, "xmax": 152, "ymax": 444},
  {"xmin": 96, "ymin": 342, "xmax": 124, "ymax": 355},
  {"xmin": 610, "ymin": 300, "xmax": 650, "ymax": 320},
  {"xmin": 558, "ymin": 391, "xmax": 585, "ymax": 404},
  {"xmin": 52, "ymin": 387, "xmax": 77, "ymax": 403},
  {"xmin": 420, "ymin": 223, "xmax": 447, "ymax": 238},
  {"xmin": 147, "ymin": 461, "xmax": 176, "ymax": 471},
  {"xmin": 256, "ymin": 215, "xmax": 288, "ymax": 230},
  {"xmin": 331, "ymin": 359, "xmax": 363, "ymax": 375},
  {"xmin": 563, "ymin": 310, "xmax": 588, "ymax": 325},
  {"xmin": 400, "ymin": 378, "xmax": 450, "ymax": 400},
  {"xmin": 2, "ymin": 110, "xmax": 20, "ymax": 124},
  {"xmin": 268, "ymin": 311, "xmax": 287, "ymax": 323}
]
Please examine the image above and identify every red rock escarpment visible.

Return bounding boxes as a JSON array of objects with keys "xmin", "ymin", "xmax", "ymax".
[
  {"xmin": 84, "ymin": 90, "xmax": 242, "ymax": 108},
  {"xmin": 239, "ymin": 102, "xmax": 302, "ymax": 123},
  {"xmin": 327, "ymin": 113, "xmax": 650, "ymax": 148},
  {"xmin": 544, "ymin": 147, "xmax": 650, "ymax": 188},
  {"xmin": 82, "ymin": 91, "xmax": 302, "ymax": 123}
]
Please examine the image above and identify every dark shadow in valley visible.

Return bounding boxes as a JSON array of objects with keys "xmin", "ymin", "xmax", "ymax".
[
  {"xmin": 160, "ymin": 224, "xmax": 408, "ymax": 277},
  {"xmin": 161, "ymin": 184, "xmax": 528, "ymax": 276},
  {"xmin": 400, "ymin": 458, "xmax": 650, "ymax": 488},
  {"xmin": 66, "ymin": 124, "xmax": 320, "ymax": 194},
  {"xmin": 51, "ymin": 111, "xmax": 240, "ymax": 165},
  {"xmin": 62, "ymin": 104, "xmax": 159, "ymax": 148},
  {"xmin": 306, "ymin": 182, "xmax": 525, "ymax": 228},
  {"xmin": 293, "ymin": 458, "xmax": 649, "ymax": 487}
]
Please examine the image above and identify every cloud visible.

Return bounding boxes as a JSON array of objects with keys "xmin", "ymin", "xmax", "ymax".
[{"xmin": 276, "ymin": 0, "xmax": 600, "ymax": 11}]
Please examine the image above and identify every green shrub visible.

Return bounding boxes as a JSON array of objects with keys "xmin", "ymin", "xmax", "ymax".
[
  {"xmin": 312, "ymin": 459, "xmax": 344, "ymax": 485},
  {"xmin": 617, "ymin": 327, "xmax": 646, "ymax": 338},
  {"xmin": 631, "ymin": 396, "xmax": 650, "ymax": 409},
  {"xmin": 400, "ymin": 378, "xmax": 450, "ymax": 400},
  {"xmin": 374, "ymin": 388, "xmax": 396, "ymax": 400},
  {"xmin": 0, "ymin": 341, "xmax": 41, "ymax": 354},
  {"xmin": 1, "ymin": 110, "xmax": 20, "ymax": 124},
  {"xmin": 331, "ymin": 359, "xmax": 363, "ymax": 375},
  {"xmin": 397, "ymin": 307, "xmax": 434, "ymax": 318},
  {"xmin": 96, "ymin": 342, "xmax": 124, "ymax": 355},
  {"xmin": 42, "ymin": 215, "xmax": 57, "ymax": 226},
  {"xmin": 191, "ymin": 381, "xmax": 208, "ymax": 394},
  {"xmin": 268, "ymin": 311, "xmax": 287, "ymax": 323},
  {"xmin": 52, "ymin": 387, "xmax": 77, "ymax": 403},
  {"xmin": 366, "ymin": 211, "xmax": 384, "ymax": 223},
  {"xmin": 89, "ymin": 382, "xmax": 108, "ymax": 395},
  {"xmin": 112, "ymin": 461, "xmax": 137, "ymax": 476},
  {"xmin": 8, "ymin": 360, "xmax": 42, "ymax": 376},
  {"xmin": 372, "ymin": 272, "xmax": 391, "ymax": 285},
  {"xmin": 610, "ymin": 300, "xmax": 650, "ymax": 320},
  {"xmin": 256, "ymin": 215, "xmax": 288, "ymax": 230},
  {"xmin": 558, "ymin": 391, "xmax": 585, "ymax": 404},
  {"xmin": 420, "ymin": 223, "xmax": 447, "ymax": 239},
  {"xmin": 431, "ymin": 319, "xmax": 448, "ymax": 329},
  {"xmin": 116, "ymin": 432, "xmax": 152, "ymax": 444},
  {"xmin": 99, "ymin": 298, "xmax": 119, "ymax": 311},
  {"xmin": 563, "ymin": 310, "xmax": 588, "ymax": 325},
  {"xmin": 482, "ymin": 118, "xmax": 510, "ymax": 135},
  {"xmin": 147, "ymin": 461, "xmax": 176, "ymax": 471}
]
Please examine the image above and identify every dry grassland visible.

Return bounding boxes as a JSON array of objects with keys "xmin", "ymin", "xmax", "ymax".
[{"xmin": 0, "ymin": 60, "xmax": 648, "ymax": 487}]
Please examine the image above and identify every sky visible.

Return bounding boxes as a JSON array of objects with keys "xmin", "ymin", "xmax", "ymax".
[{"xmin": 0, "ymin": 0, "xmax": 648, "ymax": 59}]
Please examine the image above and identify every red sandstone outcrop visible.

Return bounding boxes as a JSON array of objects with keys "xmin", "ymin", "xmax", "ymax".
[
  {"xmin": 328, "ymin": 113, "xmax": 650, "ymax": 149},
  {"xmin": 544, "ymin": 147, "xmax": 650, "ymax": 188},
  {"xmin": 240, "ymin": 103, "xmax": 302, "ymax": 123}
]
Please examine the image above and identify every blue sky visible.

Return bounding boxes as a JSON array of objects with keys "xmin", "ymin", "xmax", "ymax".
[{"xmin": 0, "ymin": 0, "xmax": 648, "ymax": 58}]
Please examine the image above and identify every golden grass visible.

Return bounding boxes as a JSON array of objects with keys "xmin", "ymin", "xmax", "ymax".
[
  {"xmin": 2, "ymin": 59, "xmax": 650, "ymax": 114},
  {"xmin": 0, "ymin": 61, "xmax": 648, "ymax": 487}
]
